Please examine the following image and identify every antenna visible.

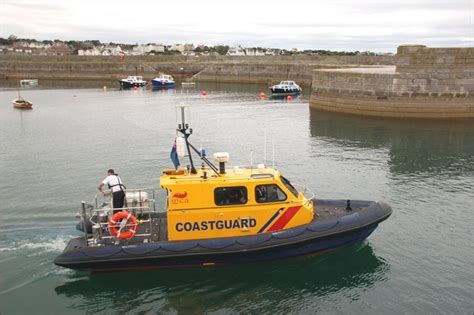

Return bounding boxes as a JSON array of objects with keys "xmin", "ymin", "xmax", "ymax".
[
  {"xmin": 176, "ymin": 103, "xmax": 196, "ymax": 174},
  {"xmin": 250, "ymin": 150, "xmax": 253, "ymax": 173},
  {"xmin": 175, "ymin": 103, "xmax": 220, "ymax": 176},
  {"xmin": 264, "ymin": 129, "xmax": 267, "ymax": 166},
  {"xmin": 272, "ymin": 136, "xmax": 275, "ymax": 169}
]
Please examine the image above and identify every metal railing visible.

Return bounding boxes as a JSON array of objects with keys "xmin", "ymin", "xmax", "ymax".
[
  {"xmin": 80, "ymin": 188, "xmax": 162, "ymax": 246},
  {"xmin": 293, "ymin": 183, "xmax": 316, "ymax": 207}
]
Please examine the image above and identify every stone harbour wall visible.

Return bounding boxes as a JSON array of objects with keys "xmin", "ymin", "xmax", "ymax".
[
  {"xmin": 395, "ymin": 45, "xmax": 474, "ymax": 95},
  {"xmin": 310, "ymin": 45, "xmax": 474, "ymax": 119},
  {"xmin": 0, "ymin": 54, "xmax": 394, "ymax": 86}
]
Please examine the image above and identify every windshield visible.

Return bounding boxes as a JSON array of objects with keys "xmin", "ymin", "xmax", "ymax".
[{"xmin": 280, "ymin": 176, "xmax": 298, "ymax": 197}]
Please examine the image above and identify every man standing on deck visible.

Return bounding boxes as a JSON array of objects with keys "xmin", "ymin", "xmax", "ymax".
[{"xmin": 98, "ymin": 169, "xmax": 126, "ymax": 213}]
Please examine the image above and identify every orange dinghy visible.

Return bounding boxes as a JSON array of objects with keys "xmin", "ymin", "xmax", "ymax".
[{"xmin": 12, "ymin": 98, "xmax": 33, "ymax": 109}]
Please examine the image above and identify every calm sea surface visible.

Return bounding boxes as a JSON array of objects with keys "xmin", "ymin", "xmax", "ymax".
[{"xmin": 0, "ymin": 81, "xmax": 473, "ymax": 314}]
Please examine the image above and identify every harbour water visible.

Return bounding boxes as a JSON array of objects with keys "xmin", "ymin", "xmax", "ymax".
[{"xmin": 0, "ymin": 82, "xmax": 473, "ymax": 314}]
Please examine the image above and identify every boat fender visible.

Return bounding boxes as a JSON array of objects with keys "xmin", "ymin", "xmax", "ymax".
[
  {"xmin": 108, "ymin": 211, "xmax": 138, "ymax": 240},
  {"xmin": 176, "ymin": 136, "xmax": 186, "ymax": 158}
]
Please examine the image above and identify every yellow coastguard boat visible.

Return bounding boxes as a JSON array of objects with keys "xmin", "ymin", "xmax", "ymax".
[{"xmin": 55, "ymin": 105, "xmax": 392, "ymax": 272}]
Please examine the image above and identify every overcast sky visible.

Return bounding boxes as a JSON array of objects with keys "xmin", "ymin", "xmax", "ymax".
[{"xmin": 1, "ymin": 0, "xmax": 473, "ymax": 52}]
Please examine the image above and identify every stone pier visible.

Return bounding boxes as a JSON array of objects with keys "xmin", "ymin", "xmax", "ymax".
[
  {"xmin": 0, "ymin": 55, "xmax": 394, "ymax": 86},
  {"xmin": 309, "ymin": 45, "xmax": 474, "ymax": 119}
]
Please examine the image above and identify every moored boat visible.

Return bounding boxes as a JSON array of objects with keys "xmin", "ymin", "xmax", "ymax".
[
  {"xmin": 152, "ymin": 74, "xmax": 175, "ymax": 89},
  {"xmin": 12, "ymin": 98, "xmax": 33, "ymax": 109},
  {"xmin": 55, "ymin": 105, "xmax": 392, "ymax": 272},
  {"xmin": 20, "ymin": 79, "xmax": 39, "ymax": 86},
  {"xmin": 119, "ymin": 76, "xmax": 147, "ymax": 89},
  {"xmin": 181, "ymin": 82, "xmax": 195, "ymax": 87},
  {"xmin": 270, "ymin": 80, "xmax": 302, "ymax": 97}
]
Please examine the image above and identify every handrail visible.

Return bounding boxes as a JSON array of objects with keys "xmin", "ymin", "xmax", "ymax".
[
  {"xmin": 83, "ymin": 187, "xmax": 160, "ymax": 246},
  {"xmin": 293, "ymin": 183, "xmax": 316, "ymax": 207}
]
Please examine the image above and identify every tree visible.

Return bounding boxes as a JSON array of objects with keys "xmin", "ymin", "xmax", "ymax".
[{"xmin": 212, "ymin": 45, "xmax": 229, "ymax": 55}]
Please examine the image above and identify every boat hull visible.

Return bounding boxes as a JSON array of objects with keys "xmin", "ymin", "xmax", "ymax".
[
  {"xmin": 119, "ymin": 80, "xmax": 147, "ymax": 89},
  {"xmin": 55, "ymin": 199, "xmax": 392, "ymax": 272},
  {"xmin": 270, "ymin": 88, "xmax": 301, "ymax": 97},
  {"xmin": 12, "ymin": 99, "xmax": 33, "ymax": 109},
  {"xmin": 20, "ymin": 79, "xmax": 39, "ymax": 86}
]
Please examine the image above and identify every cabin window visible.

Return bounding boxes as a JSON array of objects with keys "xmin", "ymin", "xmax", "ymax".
[
  {"xmin": 280, "ymin": 176, "xmax": 299, "ymax": 197},
  {"xmin": 214, "ymin": 187, "xmax": 248, "ymax": 206},
  {"xmin": 255, "ymin": 184, "xmax": 287, "ymax": 203}
]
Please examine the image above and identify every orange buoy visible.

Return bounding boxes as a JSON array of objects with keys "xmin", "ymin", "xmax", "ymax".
[
  {"xmin": 108, "ymin": 211, "xmax": 138, "ymax": 240},
  {"xmin": 287, "ymin": 95, "xmax": 293, "ymax": 101},
  {"xmin": 133, "ymin": 86, "xmax": 138, "ymax": 91},
  {"xmin": 201, "ymin": 90, "xmax": 208, "ymax": 96},
  {"xmin": 259, "ymin": 92, "xmax": 266, "ymax": 98}
]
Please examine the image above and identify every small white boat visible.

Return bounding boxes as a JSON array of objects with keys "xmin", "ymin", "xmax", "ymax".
[
  {"xmin": 12, "ymin": 98, "xmax": 33, "ymax": 109},
  {"xmin": 119, "ymin": 76, "xmax": 147, "ymax": 89},
  {"xmin": 181, "ymin": 82, "xmax": 195, "ymax": 87},
  {"xmin": 12, "ymin": 83, "xmax": 33, "ymax": 109},
  {"xmin": 270, "ymin": 80, "xmax": 302, "ymax": 97},
  {"xmin": 20, "ymin": 79, "xmax": 39, "ymax": 86}
]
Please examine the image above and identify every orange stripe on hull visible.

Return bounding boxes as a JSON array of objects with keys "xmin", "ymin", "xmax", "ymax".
[{"xmin": 267, "ymin": 206, "xmax": 302, "ymax": 232}]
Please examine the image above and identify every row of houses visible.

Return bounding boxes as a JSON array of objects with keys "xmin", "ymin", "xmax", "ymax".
[
  {"xmin": 1, "ymin": 41, "xmax": 287, "ymax": 56},
  {"xmin": 227, "ymin": 46, "xmax": 280, "ymax": 56},
  {"xmin": 0, "ymin": 41, "xmax": 196, "ymax": 56},
  {"xmin": 0, "ymin": 41, "xmax": 74, "ymax": 56},
  {"xmin": 79, "ymin": 43, "xmax": 201, "ymax": 56}
]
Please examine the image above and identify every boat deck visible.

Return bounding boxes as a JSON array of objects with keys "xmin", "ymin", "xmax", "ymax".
[{"xmin": 314, "ymin": 199, "xmax": 362, "ymax": 220}]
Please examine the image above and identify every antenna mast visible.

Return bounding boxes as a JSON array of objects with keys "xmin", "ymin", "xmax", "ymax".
[
  {"xmin": 176, "ymin": 104, "xmax": 197, "ymax": 174},
  {"xmin": 264, "ymin": 129, "xmax": 267, "ymax": 166},
  {"xmin": 272, "ymin": 137, "xmax": 275, "ymax": 169},
  {"xmin": 175, "ymin": 104, "xmax": 220, "ymax": 176}
]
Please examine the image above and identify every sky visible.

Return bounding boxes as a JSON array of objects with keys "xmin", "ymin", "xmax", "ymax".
[{"xmin": 0, "ymin": 0, "xmax": 473, "ymax": 52}]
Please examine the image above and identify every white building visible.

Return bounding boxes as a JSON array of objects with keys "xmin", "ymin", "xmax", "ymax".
[
  {"xmin": 80, "ymin": 47, "xmax": 102, "ymax": 56},
  {"xmin": 227, "ymin": 46, "xmax": 245, "ymax": 56},
  {"xmin": 132, "ymin": 44, "xmax": 165, "ymax": 55},
  {"xmin": 170, "ymin": 44, "xmax": 185, "ymax": 53},
  {"xmin": 149, "ymin": 44, "xmax": 165, "ymax": 53},
  {"xmin": 244, "ymin": 47, "xmax": 265, "ymax": 56},
  {"xmin": 28, "ymin": 42, "xmax": 50, "ymax": 49}
]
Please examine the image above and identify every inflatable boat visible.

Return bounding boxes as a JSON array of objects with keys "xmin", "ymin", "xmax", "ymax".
[{"xmin": 55, "ymin": 104, "xmax": 392, "ymax": 272}]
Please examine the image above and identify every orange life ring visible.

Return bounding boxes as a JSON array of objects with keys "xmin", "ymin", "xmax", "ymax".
[{"xmin": 108, "ymin": 211, "xmax": 138, "ymax": 240}]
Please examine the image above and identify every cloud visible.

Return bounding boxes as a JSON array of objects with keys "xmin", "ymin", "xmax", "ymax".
[{"xmin": 0, "ymin": 0, "xmax": 472, "ymax": 52}]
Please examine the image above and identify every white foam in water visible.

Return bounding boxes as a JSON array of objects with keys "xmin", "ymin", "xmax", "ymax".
[
  {"xmin": 22, "ymin": 236, "xmax": 71, "ymax": 253},
  {"xmin": 49, "ymin": 266, "xmax": 76, "ymax": 276},
  {"xmin": 1, "ymin": 235, "xmax": 72, "ymax": 254},
  {"xmin": 0, "ymin": 247, "xmax": 16, "ymax": 252}
]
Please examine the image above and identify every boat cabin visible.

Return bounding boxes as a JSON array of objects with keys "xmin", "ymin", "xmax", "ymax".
[
  {"xmin": 79, "ymin": 105, "xmax": 314, "ymax": 245},
  {"xmin": 126, "ymin": 76, "xmax": 144, "ymax": 82},
  {"xmin": 158, "ymin": 75, "xmax": 173, "ymax": 81},
  {"xmin": 160, "ymin": 165, "xmax": 314, "ymax": 241}
]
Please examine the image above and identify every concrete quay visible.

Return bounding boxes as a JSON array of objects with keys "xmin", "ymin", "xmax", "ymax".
[{"xmin": 309, "ymin": 45, "xmax": 474, "ymax": 119}]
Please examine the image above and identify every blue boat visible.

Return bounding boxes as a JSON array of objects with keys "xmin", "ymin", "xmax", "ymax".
[{"xmin": 152, "ymin": 74, "xmax": 175, "ymax": 89}]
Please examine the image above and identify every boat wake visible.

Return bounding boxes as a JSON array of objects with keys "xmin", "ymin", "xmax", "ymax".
[
  {"xmin": 0, "ymin": 235, "xmax": 76, "ymax": 296},
  {"xmin": 0, "ymin": 235, "xmax": 73, "ymax": 254}
]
